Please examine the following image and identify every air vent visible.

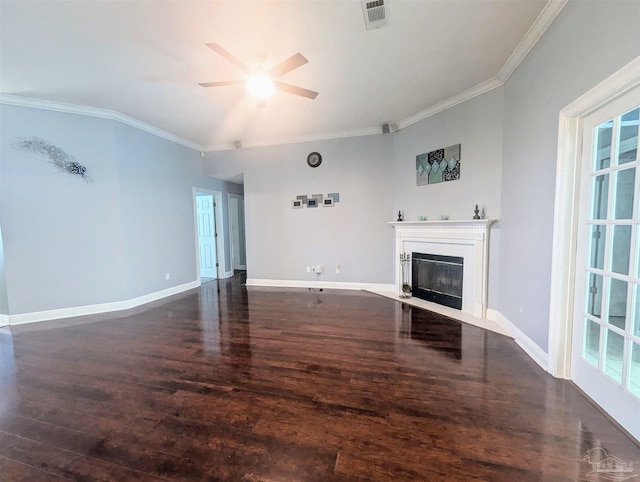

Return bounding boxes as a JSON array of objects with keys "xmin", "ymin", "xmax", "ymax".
[{"xmin": 362, "ymin": 0, "xmax": 388, "ymax": 30}]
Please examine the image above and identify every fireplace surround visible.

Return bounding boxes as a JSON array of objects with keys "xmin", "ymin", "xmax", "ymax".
[{"xmin": 390, "ymin": 220, "xmax": 496, "ymax": 318}]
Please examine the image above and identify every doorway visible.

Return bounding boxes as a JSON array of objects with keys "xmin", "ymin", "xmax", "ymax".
[
  {"xmin": 571, "ymin": 89, "xmax": 639, "ymax": 440},
  {"xmin": 228, "ymin": 193, "xmax": 246, "ymax": 271},
  {"xmin": 548, "ymin": 57, "xmax": 640, "ymax": 442},
  {"xmin": 193, "ymin": 189, "xmax": 224, "ymax": 281}
]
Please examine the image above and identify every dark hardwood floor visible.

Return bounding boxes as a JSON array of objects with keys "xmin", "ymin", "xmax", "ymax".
[{"xmin": 0, "ymin": 274, "xmax": 638, "ymax": 481}]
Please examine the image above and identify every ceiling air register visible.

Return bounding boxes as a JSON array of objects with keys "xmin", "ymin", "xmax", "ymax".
[{"xmin": 362, "ymin": 0, "xmax": 388, "ymax": 30}]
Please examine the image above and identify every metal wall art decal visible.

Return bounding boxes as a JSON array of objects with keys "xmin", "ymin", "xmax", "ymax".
[
  {"xmin": 16, "ymin": 137, "xmax": 93, "ymax": 182},
  {"xmin": 416, "ymin": 143, "xmax": 460, "ymax": 186}
]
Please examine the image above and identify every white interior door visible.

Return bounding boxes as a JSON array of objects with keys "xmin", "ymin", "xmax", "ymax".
[
  {"xmin": 197, "ymin": 194, "xmax": 217, "ymax": 278},
  {"xmin": 571, "ymin": 87, "xmax": 640, "ymax": 440}
]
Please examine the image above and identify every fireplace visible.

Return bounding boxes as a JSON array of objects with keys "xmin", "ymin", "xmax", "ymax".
[
  {"xmin": 412, "ymin": 253, "xmax": 463, "ymax": 309},
  {"xmin": 390, "ymin": 219, "xmax": 496, "ymax": 319}
]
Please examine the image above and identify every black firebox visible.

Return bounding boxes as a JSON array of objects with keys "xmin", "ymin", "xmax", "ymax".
[{"xmin": 411, "ymin": 253, "xmax": 463, "ymax": 310}]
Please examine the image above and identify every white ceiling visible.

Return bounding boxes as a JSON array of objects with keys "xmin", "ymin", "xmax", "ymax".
[{"xmin": 0, "ymin": 0, "xmax": 563, "ymax": 151}]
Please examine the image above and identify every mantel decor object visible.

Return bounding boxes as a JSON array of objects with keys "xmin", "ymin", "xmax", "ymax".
[{"xmin": 473, "ymin": 204, "xmax": 480, "ymax": 219}]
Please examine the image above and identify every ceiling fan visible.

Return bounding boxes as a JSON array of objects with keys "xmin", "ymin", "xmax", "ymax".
[{"xmin": 199, "ymin": 43, "xmax": 318, "ymax": 106}]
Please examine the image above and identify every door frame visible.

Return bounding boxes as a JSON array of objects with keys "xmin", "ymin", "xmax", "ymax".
[
  {"xmin": 192, "ymin": 188, "xmax": 225, "ymax": 282},
  {"xmin": 548, "ymin": 56, "xmax": 640, "ymax": 379}
]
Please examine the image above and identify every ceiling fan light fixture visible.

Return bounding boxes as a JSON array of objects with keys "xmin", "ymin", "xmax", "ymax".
[{"xmin": 247, "ymin": 73, "xmax": 275, "ymax": 98}]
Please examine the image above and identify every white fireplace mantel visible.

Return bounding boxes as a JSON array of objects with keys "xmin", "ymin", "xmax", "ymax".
[{"xmin": 390, "ymin": 219, "xmax": 496, "ymax": 319}]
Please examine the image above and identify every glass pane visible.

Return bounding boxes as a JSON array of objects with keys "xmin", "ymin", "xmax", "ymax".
[
  {"xmin": 595, "ymin": 119, "xmax": 613, "ymax": 170},
  {"xmin": 611, "ymin": 225, "xmax": 631, "ymax": 275},
  {"xmin": 584, "ymin": 318, "xmax": 600, "ymax": 366},
  {"xmin": 631, "ymin": 342, "xmax": 640, "ymax": 398},
  {"xmin": 604, "ymin": 329, "xmax": 624, "ymax": 384},
  {"xmin": 617, "ymin": 107, "xmax": 639, "ymax": 165},
  {"xmin": 634, "ymin": 284, "xmax": 640, "ymax": 338},
  {"xmin": 608, "ymin": 278, "xmax": 628, "ymax": 330},
  {"xmin": 587, "ymin": 273, "xmax": 603, "ymax": 318},
  {"xmin": 592, "ymin": 174, "xmax": 609, "ymax": 220},
  {"xmin": 613, "ymin": 168, "xmax": 635, "ymax": 219},
  {"xmin": 588, "ymin": 225, "xmax": 606, "ymax": 270}
]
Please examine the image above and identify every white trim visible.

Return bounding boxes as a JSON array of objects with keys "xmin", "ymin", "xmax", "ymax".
[
  {"xmin": 222, "ymin": 270, "xmax": 234, "ymax": 279},
  {"xmin": 0, "ymin": 94, "xmax": 201, "ymax": 151},
  {"xmin": 548, "ymin": 56, "xmax": 640, "ymax": 378},
  {"xmin": 496, "ymin": 0, "xmax": 569, "ymax": 83},
  {"xmin": 246, "ymin": 278, "xmax": 394, "ymax": 292},
  {"xmin": 0, "ymin": 314, "xmax": 9, "ymax": 326},
  {"xmin": 493, "ymin": 310, "xmax": 550, "ymax": 372},
  {"xmin": 7, "ymin": 280, "xmax": 200, "ymax": 326}
]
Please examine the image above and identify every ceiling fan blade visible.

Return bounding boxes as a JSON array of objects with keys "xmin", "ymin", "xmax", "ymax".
[
  {"xmin": 199, "ymin": 80, "xmax": 245, "ymax": 88},
  {"xmin": 268, "ymin": 53, "xmax": 308, "ymax": 78},
  {"xmin": 205, "ymin": 43, "xmax": 251, "ymax": 74},
  {"xmin": 274, "ymin": 81, "xmax": 318, "ymax": 100}
]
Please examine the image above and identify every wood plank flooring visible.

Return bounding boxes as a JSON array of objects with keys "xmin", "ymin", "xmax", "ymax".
[{"xmin": 0, "ymin": 274, "xmax": 638, "ymax": 481}]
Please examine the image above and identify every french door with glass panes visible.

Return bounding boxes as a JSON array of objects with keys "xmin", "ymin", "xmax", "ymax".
[{"xmin": 572, "ymin": 87, "xmax": 640, "ymax": 440}]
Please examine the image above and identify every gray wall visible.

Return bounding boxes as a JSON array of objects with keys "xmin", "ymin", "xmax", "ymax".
[
  {"xmin": 0, "ymin": 103, "xmax": 241, "ymax": 315},
  {"xmin": 499, "ymin": 0, "xmax": 640, "ymax": 351},
  {"xmin": 206, "ymin": 136, "xmax": 394, "ymax": 284}
]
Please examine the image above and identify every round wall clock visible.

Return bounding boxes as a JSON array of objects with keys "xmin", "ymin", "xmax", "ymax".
[{"xmin": 307, "ymin": 152, "xmax": 322, "ymax": 168}]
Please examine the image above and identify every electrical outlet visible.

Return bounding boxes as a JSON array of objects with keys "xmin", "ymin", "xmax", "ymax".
[
  {"xmin": 312, "ymin": 265, "xmax": 324, "ymax": 274},
  {"xmin": 335, "ymin": 264, "xmax": 341, "ymax": 273},
  {"xmin": 165, "ymin": 273, "xmax": 170, "ymax": 280},
  {"xmin": 306, "ymin": 266, "xmax": 311, "ymax": 273}
]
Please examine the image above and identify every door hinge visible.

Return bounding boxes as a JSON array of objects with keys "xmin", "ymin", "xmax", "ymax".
[
  {"xmin": 214, "ymin": 232, "xmax": 218, "ymax": 238},
  {"xmin": 214, "ymin": 202, "xmax": 217, "ymax": 207},
  {"xmin": 216, "ymin": 262, "xmax": 219, "ymax": 267}
]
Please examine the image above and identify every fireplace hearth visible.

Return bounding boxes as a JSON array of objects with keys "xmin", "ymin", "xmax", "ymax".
[{"xmin": 412, "ymin": 253, "xmax": 463, "ymax": 309}]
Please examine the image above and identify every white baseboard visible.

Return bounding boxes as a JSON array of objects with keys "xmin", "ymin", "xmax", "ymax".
[
  {"xmin": 7, "ymin": 280, "xmax": 201, "ymax": 326},
  {"xmin": 489, "ymin": 309, "xmax": 549, "ymax": 372},
  {"xmin": 0, "ymin": 314, "xmax": 9, "ymax": 326},
  {"xmin": 246, "ymin": 278, "xmax": 395, "ymax": 292}
]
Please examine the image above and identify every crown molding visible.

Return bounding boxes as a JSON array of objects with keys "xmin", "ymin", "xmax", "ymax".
[
  {"xmin": 0, "ymin": 94, "xmax": 202, "ymax": 151},
  {"xmin": 396, "ymin": 0, "xmax": 567, "ymax": 132},
  {"xmin": 204, "ymin": 125, "xmax": 381, "ymax": 152},
  {"xmin": 397, "ymin": 77, "xmax": 503, "ymax": 130},
  {"xmin": 497, "ymin": 0, "xmax": 569, "ymax": 83}
]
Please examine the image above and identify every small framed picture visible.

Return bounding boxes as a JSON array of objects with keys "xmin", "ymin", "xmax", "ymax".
[
  {"xmin": 292, "ymin": 200, "xmax": 303, "ymax": 209},
  {"xmin": 307, "ymin": 198, "xmax": 319, "ymax": 208},
  {"xmin": 322, "ymin": 198, "xmax": 334, "ymax": 207}
]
